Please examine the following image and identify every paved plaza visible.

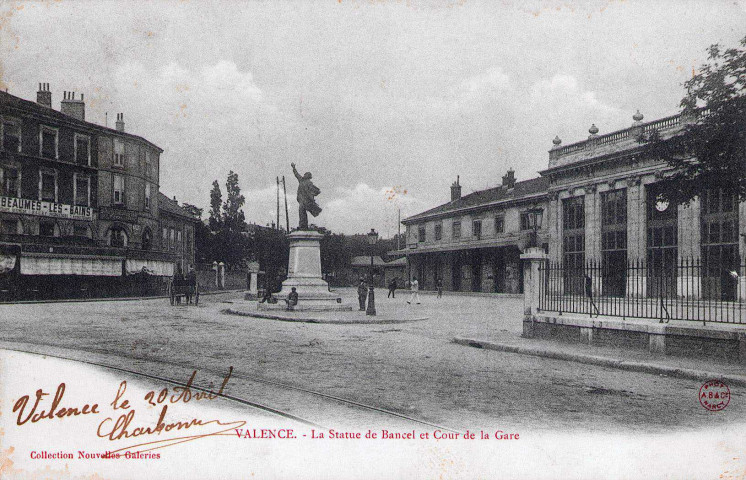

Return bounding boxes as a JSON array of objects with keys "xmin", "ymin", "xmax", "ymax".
[{"xmin": 1, "ymin": 289, "xmax": 745, "ymax": 432}]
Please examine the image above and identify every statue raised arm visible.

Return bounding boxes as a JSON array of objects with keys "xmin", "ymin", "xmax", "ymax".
[
  {"xmin": 291, "ymin": 163, "xmax": 322, "ymax": 230},
  {"xmin": 291, "ymin": 162, "xmax": 302, "ymax": 182}
]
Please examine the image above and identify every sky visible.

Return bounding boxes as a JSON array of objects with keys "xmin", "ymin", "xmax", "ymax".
[{"xmin": 1, "ymin": 0, "xmax": 745, "ymax": 235}]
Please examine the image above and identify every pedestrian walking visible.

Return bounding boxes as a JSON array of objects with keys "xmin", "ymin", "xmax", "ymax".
[
  {"xmin": 387, "ymin": 278, "xmax": 397, "ymax": 298},
  {"xmin": 357, "ymin": 278, "xmax": 368, "ymax": 311},
  {"xmin": 407, "ymin": 277, "xmax": 420, "ymax": 305},
  {"xmin": 436, "ymin": 278, "xmax": 443, "ymax": 298}
]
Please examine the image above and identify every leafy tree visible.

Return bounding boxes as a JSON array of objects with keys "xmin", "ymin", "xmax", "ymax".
[
  {"xmin": 648, "ymin": 35, "xmax": 746, "ymax": 205},
  {"xmin": 223, "ymin": 171, "xmax": 246, "ymax": 231},
  {"xmin": 208, "ymin": 180, "xmax": 223, "ymax": 231}
]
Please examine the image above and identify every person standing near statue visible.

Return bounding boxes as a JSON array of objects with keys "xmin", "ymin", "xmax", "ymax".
[
  {"xmin": 291, "ymin": 162, "xmax": 322, "ymax": 230},
  {"xmin": 357, "ymin": 278, "xmax": 368, "ymax": 311}
]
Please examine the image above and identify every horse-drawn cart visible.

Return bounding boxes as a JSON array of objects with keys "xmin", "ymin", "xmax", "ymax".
[{"xmin": 169, "ymin": 276, "xmax": 199, "ymax": 305}]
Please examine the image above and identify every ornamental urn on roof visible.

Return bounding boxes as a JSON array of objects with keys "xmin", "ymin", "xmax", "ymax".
[{"xmin": 632, "ymin": 110, "xmax": 644, "ymax": 126}]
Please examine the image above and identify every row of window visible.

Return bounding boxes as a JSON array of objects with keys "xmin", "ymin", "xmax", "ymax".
[
  {"xmin": 562, "ymin": 186, "xmax": 740, "ymax": 260},
  {"xmin": 0, "ymin": 217, "xmax": 192, "ymax": 252},
  {"xmin": 2, "ymin": 118, "xmax": 92, "ymax": 165},
  {"xmin": 1, "ymin": 117, "xmax": 156, "ymax": 169},
  {"xmin": 1, "ymin": 165, "xmax": 153, "ymax": 210},
  {"xmin": 417, "ymin": 212, "xmax": 536, "ymax": 243},
  {"xmin": 0, "ymin": 217, "xmax": 92, "ymax": 238},
  {"xmin": 1, "ymin": 165, "xmax": 92, "ymax": 206}
]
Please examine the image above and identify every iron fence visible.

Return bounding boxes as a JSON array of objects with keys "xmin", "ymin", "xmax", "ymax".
[{"xmin": 538, "ymin": 258, "xmax": 746, "ymax": 324}]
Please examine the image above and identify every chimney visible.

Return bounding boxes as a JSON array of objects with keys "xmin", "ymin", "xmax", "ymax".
[
  {"xmin": 60, "ymin": 91, "xmax": 85, "ymax": 121},
  {"xmin": 502, "ymin": 169, "xmax": 516, "ymax": 189},
  {"xmin": 450, "ymin": 176, "xmax": 462, "ymax": 201},
  {"xmin": 36, "ymin": 83, "xmax": 52, "ymax": 108},
  {"xmin": 115, "ymin": 113, "xmax": 125, "ymax": 132}
]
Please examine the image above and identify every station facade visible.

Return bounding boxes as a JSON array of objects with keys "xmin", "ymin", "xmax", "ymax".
[
  {"xmin": 0, "ymin": 84, "xmax": 198, "ymax": 299},
  {"xmin": 401, "ymin": 110, "xmax": 746, "ymax": 298},
  {"xmin": 401, "ymin": 171, "xmax": 550, "ymax": 294}
]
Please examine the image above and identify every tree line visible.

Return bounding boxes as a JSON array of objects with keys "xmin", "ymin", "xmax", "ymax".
[{"xmin": 184, "ymin": 171, "xmax": 405, "ymax": 287}]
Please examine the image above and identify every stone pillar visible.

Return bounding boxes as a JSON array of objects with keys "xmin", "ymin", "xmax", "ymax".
[
  {"xmin": 626, "ymin": 177, "xmax": 645, "ymax": 297},
  {"xmin": 218, "ymin": 262, "xmax": 225, "ymax": 289},
  {"xmin": 521, "ymin": 247, "xmax": 548, "ymax": 317},
  {"xmin": 548, "ymin": 192, "xmax": 562, "ymax": 264},
  {"xmin": 585, "ymin": 185, "xmax": 601, "ymax": 263},
  {"xmin": 678, "ymin": 199, "xmax": 701, "ymax": 299},
  {"xmin": 626, "ymin": 177, "xmax": 644, "ymax": 262},
  {"xmin": 245, "ymin": 261, "xmax": 260, "ymax": 299}
]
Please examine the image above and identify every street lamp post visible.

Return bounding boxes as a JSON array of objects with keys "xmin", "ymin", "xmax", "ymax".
[
  {"xmin": 527, "ymin": 207, "xmax": 544, "ymax": 249},
  {"xmin": 366, "ymin": 228, "xmax": 378, "ymax": 316}
]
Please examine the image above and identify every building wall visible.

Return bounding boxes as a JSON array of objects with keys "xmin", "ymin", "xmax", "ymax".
[
  {"xmin": 404, "ymin": 193, "xmax": 548, "ymax": 294},
  {"xmin": 0, "ymin": 89, "xmax": 194, "ymax": 300}
]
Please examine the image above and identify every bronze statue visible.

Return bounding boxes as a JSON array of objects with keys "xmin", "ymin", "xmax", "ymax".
[{"xmin": 291, "ymin": 162, "xmax": 321, "ymax": 230}]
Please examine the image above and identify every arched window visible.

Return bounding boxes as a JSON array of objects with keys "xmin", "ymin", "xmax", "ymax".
[
  {"xmin": 39, "ymin": 220, "xmax": 59, "ymax": 237},
  {"xmin": 72, "ymin": 223, "xmax": 92, "ymax": 239},
  {"xmin": 0, "ymin": 218, "xmax": 20, "ymax": 235},
  {"xmin": 109, "ymin": 226, "xmax": 128, "ymax": 248},
  {"xmin": 142, "ymin": 228, "xmax": 152, "ymax": 250}
]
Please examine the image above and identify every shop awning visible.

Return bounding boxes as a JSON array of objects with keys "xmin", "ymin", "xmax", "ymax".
[
  {"xmin": 0, "ymin": 254, "xmax": 16, "ymax": 274},
  {"xmin": 21, "ymin": 254, "xmax": 123, "ymax": 276},
  {"xmin": 125, "ymin": 259, "xmax": 174, "ymax": 277}
]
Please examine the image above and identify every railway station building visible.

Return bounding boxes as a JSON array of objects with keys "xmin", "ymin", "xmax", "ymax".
[
  {"xmin": 401, "ymin": 171, "xmax": 550, "ymax": 294},
  {"xmin": 401, "ymin": 110, "xmax": 746, "ymax": 300}
]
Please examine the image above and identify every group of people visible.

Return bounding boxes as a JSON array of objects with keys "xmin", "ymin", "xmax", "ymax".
[
  {"xmin": 258, "ymin": 280, "xmax": 298, "ymax": 310},
  {"xmin": 356, "ymin": 276, "xmax": 444, "ymax": 309},
  {"xmin": 261, "ymin": 275, "xmax": 445, "ymax": 312}
]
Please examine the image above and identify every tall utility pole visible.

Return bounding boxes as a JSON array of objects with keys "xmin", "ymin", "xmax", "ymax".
[
  {"xmin": 276, "ymin": 177, "xmax": 280, "ymax": 230},
  {"xmin": 282, "ymin": 176, "xmax": 290, "ymax": 232},
  {"xmin": 397, "ymin": 208, "xmax": 401, "ymax": 251}
]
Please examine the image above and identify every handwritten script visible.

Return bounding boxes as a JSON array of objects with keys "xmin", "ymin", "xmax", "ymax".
[{"xmin": 12, "ymin": 367, "xmax": 245, "ymax": 454}]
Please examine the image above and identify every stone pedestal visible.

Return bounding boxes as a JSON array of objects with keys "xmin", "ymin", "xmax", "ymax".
[
  {"xmin": 521, "ymin": 247, "xmax": 548, "ymax": 318},
  {"xmin": 244, "ymin": 261, "xmax": 260, "ymax": 300},
  {"xmin": 258, "ymin": 230, "xmax": 351, "ymax": 311}
]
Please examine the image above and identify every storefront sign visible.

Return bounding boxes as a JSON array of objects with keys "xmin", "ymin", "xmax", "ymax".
[{"xmin": 0, "ymin": 196, "xmax": 94, "ymax": 220}]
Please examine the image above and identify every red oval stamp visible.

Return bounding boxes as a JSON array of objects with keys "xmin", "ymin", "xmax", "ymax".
[{"xmin": 699, "ymin": 379, "xmax": 730, "ymax": 411}]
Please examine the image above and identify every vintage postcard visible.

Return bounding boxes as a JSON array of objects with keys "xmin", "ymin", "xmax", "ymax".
[{"xmin": 1, "ymin": 1, "xmax": 746, "ymax": 478}]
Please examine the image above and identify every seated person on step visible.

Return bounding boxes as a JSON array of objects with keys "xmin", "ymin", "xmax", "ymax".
[{"xmin": 284, "ymin": 287, "xmax": 299, "ymax": 310}]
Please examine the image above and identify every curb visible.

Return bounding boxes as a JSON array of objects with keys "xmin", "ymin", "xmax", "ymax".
[
  {"xmin": 0, "ymin": 289, "xmax": 244, "ymax": 305},
  {"xmin": 223, "ymin": 308, "xmax": 428, "ymax": 325},
  {"xmin": 453, "ymin": 337, "xmax": 746, "ymax": 388}
]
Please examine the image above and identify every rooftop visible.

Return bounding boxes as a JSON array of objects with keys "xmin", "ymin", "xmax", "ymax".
[
  {"xmin": 350, "ymin": 256, "xmax": 407, "ymax": 267},
  {"xmin": 402, "ymin": 176, "xmax": 549, "ymax": 225},
  {"xmin": 0, "ymin": 89, "xmax": 163, "ymax": 153},
  {"xmin": 158, "ymin": 193, "xmax": 200, "ymax": 221}
]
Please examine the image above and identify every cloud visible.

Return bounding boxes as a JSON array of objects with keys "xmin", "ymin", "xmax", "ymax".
[
  {"xmin": 527, "ymin": 73, "xmax": 624, "ymax": 140},
  {"xmin": 201, "ymin": 60, "xmax": 264, "ymax": 102},
  {"xmin": 529, "ymin": 73, "xmax": 619, "ymax": 115},
  {"xmin": 454, "ymin": 67, "xmax": 511, "ymax": 106}
]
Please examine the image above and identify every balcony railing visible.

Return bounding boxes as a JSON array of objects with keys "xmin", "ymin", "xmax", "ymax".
[{"xmin": 549, "ymin": 113, "xmax": 685, "ymax": 162}]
